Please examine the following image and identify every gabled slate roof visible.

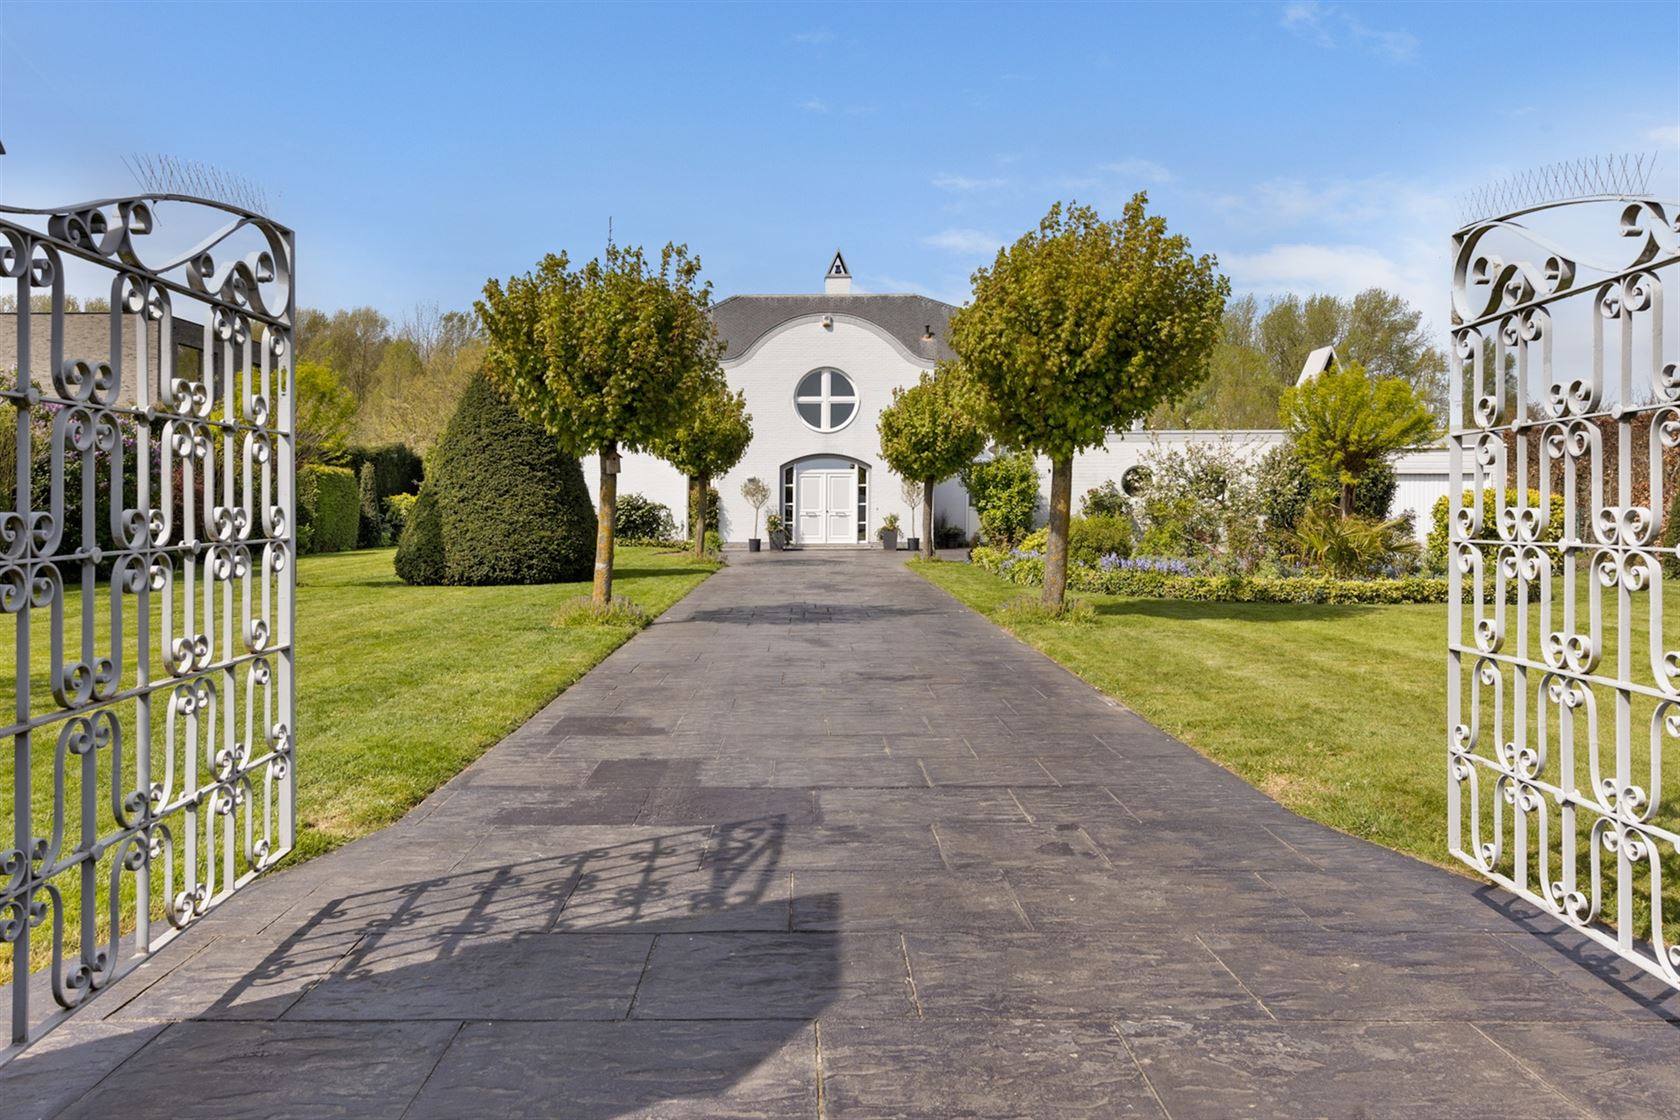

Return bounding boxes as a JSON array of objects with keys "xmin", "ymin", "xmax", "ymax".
[{"xmin": 711, "ymin": 293, "xmax": 958, "ymax": 364}]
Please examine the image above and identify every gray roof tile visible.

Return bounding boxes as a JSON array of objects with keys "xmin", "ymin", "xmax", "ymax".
[{"xmin": 711, "ymin": 293, "xmax": 957, "ymax": 365}]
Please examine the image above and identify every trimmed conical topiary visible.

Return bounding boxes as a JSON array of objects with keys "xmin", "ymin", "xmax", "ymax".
[
  {"xmin": 394, "ymin": 484, "xmax": 446, "ymax": 585},
  {"xmin": 400, "ymin": 373, "xmax": 595, "ymax": 586}
]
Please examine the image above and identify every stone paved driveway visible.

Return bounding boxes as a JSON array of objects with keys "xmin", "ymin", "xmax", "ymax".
[{"xmin": 7, "ymin": 550, "xmax": 1680, "ymax": 1118}]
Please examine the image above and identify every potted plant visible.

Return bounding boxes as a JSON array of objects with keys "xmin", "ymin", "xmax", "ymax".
[
  {"xmin": 877, "ymin": 512, "xmax": 901, "ymax": 551},
  {"xmin": 901, "ymin": 478, "xmax": 924, "ymax": 554},
  {"xmin": 741, "ymin": 476, "xmax": 770, "ymax": 552},
  {"xmin": 766, "ymin": 512, "xmax": 788, "ymax": 550}
]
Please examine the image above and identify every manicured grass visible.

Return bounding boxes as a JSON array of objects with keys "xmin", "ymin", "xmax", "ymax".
[
  {"xmin": 914, "ymin": 559, "xmax": 1449, "ymax": 852},
  {"xmin": 286, "ymin": 547, "xmax": 714, "ymax": 858},
  {"xmin": 912, "ymin": 557, "xmax": 1680, "ymax": 942},
  {"xmin": 0, "ymin": 546, "xmax": 716, "ymax": 982}
]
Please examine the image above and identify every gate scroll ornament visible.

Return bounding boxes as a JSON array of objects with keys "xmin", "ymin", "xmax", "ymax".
[
  {"xmin": 1, "ymin": 194, "xmax": 295, "ymax": 1054},
  {"xmin": 1449, "ymin": 186, "xmax": 1680, "ymax": 987}
]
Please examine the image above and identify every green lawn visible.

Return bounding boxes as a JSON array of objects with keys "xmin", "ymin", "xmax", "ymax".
[
  {"xmin": 1, "ymin": 546, "xmax": 716, "ymax": 981},
  {"xmin": 913, "ymin": 558, "xmax": 1680, "ymax": 942}
]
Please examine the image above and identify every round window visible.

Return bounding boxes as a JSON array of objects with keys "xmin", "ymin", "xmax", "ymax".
[{"xmin": 794, "ymin": 368, "xmax": 858, "ymax": 433}]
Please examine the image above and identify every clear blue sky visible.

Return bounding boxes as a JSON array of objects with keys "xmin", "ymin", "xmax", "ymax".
[{"xmin": 2, "ymin": 1, "xmax": 1676, "ymax": 334}]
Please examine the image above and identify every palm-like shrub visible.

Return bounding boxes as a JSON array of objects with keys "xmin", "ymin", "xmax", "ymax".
[{"xmin": 1289, "ymin": 506, "xmax": 1418, "ymax": 578}]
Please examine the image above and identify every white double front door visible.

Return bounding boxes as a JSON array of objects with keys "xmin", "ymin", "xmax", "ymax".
[{"xmin": 795, "ymin": 467, "xmax": 857, "ymax": 544}]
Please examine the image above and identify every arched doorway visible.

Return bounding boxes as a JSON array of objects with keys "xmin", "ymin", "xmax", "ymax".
[{"xmin": 779, "ymin": 455, "xmax": 870, "ymax": 545}]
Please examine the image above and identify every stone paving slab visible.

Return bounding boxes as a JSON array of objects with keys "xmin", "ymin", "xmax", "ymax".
[{"xmin": 5, "ymin": 549, "xmax": 1679, "ymax": 1118}]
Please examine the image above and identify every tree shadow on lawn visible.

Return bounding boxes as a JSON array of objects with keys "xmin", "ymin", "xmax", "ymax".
[
  {"xmin": 608, "ymin": 565, "xmax": 717, "ymax": 581},
  {"xmin": 332, "ymin": 566, "xmax": 709, "ymax": 590},
  {"xmin": 1085, "ymin": 597, "xmax": 1381, "ymax": 624}
]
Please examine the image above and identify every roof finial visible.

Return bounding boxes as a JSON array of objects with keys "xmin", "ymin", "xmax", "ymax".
[{"xmin": 825, "ymin": 249, "xmax": 852, "ymax": 294}]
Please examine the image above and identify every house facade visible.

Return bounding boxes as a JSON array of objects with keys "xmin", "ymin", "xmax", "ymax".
[
  {"xmin": 586, "ymin": 254, "xmax": 1465, "ymax": 545},
  {"xmin": 584, "ymin": 252, "xmax": 969, "ymax": 545}
]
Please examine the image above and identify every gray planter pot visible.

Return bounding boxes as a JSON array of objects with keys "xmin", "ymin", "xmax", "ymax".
[
  {"xmin": 747, "ymin": 539, "xmax": 762, "ymax": 552},
  {"xmin": 905, "ymin": 536, "xmax": 920, "ymax": 553},
  {"xmin": 769, "ymin": 531, "xmax": 787, "ymax": 551},
  {"xmin": 879, "ymin": 530, "xmax": 899, "ymax": 551}
]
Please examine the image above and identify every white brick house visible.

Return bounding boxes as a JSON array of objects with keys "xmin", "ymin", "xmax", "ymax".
[
  {"xmin": 586, "ymin": 254, "xmax": 1463, "ymax": 545},
  {"xmin": 585, "ymin": 252, "xmax": 966, "ymax": 546}
]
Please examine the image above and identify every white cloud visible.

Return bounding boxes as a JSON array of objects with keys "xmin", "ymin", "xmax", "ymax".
[
  {"xmin": 1213, "ymin": 174, "xmax": 1457, "ymax": 235},
  {"xmin": 1651, "ymin": 124, "xmax": 1680, "ymax": 148},
  {"xmin": 791, "ymin": 28, "xmax": 835, "ymax": 45},
  {"xmin": 798, "ymin": 98, "xmax": 830, "ymax": 113},
  {"xmin": 1281, "ymin": 2, "xmax": 1335, "ymax": 47},
  {"xmin": 932, "ymin": 174, "xmax": 1008, "ymax": 192},
  {"xmin": 1281, "ymin": 1, "xmax": 1417, "ymax": 62},
  {"xmin": 873, "ymin": 273, "xmax": 973, "ymax": 306},
  {"xmin": 1101, "ymin": 158, "xmax": 1173, "ymax": 184},
  {"xmin": 922, "ymin": 228, "xmax": 1002, "ymax": 255}
]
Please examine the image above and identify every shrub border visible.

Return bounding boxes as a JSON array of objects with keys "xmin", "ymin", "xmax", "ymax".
[{"xmin": 970, "ymin": 546, "xmax": 1450, "ymax": 605}]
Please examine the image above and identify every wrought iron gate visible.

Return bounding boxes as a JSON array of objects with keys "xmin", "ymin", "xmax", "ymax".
[
  {"xmin": 1449, "ymin": 175, "xmax": 1680, "ymax": 986},
  {"xmin": 1, "ymin": 193, "xmax": 295, "ymax": 1052}
]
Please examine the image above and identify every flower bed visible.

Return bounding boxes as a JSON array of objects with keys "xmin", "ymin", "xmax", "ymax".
[{"xmin": 972, "ymin": 546, "xmax": 1450, "ymax": 605}]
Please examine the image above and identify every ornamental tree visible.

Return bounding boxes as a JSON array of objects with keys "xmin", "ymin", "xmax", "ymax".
[
  {"xmin": 652, "ymin": 376, "xmax": 752, "ymax": 557},
  {"xmin": 477, "ymin": 243, "xmax": 721, "ymax": 603},
  {"xmin": 876, "ymin": 363, "xmax": 987, "ymax": 558},
  {"xmin": 740, "ymin": 476, "xmax": 771, "ymax": 540},
  {"xmin": 949, "ymin": 197, "xmax": 1228, "ymax": 607},
  {"xmin": 1279, "ymin": 360, "xmax": 1437, "ymax": 517}
]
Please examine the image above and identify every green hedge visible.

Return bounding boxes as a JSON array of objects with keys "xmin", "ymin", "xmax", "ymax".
[
  {"xmin": 1425, "ymin": 488, "xmax": 1567, "ymax": 573},
  {"xmin": 345, "ymin": 443, "xmax": 424, "ymax": 502},
  {"xmin": 396, "ymin": 374, "xmax": 595, "ymax": 586},
  {"xmin": 394, "ymin": 486, "xmax": 446, "ymax": 585},
  {"xmin": 297, "ymin": 464, "xmax": 359, "ymax": 555},
  {"xmin": 971, "ymin": 546, "xmax": 1450, "ymax": 605}
]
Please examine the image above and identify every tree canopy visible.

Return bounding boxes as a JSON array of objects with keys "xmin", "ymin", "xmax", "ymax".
[
  {"xmin": 476, "ymin": 241, "xmax": 721, "ymax": 603},
  {"xmin": 295, "ymin": 303, "xmax": 483, "ymax": 453},
  {"xmin": 652, "ymin": 376, "xmax": 752, "ymax": 556},
  {"xmin": 1280, "ymin": 361, "xmax": 1437, "ymax": 516},
  {"xmin": 877, "ymin": 363, "xmax": 988, "ymax": 557},
  {"xmin": 293, "ymin": 359, "xmax": 357, "ymax": 464},
  {"xmin": 950, "ymin": 196, "xmax": 1227, "ymax": 605},
  {"xmin": 1150, "ymin": 288, "xmax": 1449, "ymax": 429}
]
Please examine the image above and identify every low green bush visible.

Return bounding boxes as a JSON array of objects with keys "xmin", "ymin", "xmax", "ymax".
[
  {"xmin": 1288, "ymin": 506, "xmax": 1419, "ymax": 578},
  {"xmin": 1425, "ymin": 488, "xmax": 1567, "ymax": 573},
  {"xmin": 960, "ymin": 452, "xmax": 1041, "ymax": 547},
  {"xmin": 1664, "ymin": 486, "xmax": 1680, "ymax": 579},
  {"xmin": 393, "ymin": 487, "xmax": 445, "ymax": 584},
  {"xmin": 1080, "ymin": 480, "xmax": 1130, "ymax": 519},
  {"xmin": 933, "ymin": 516, "xmax": 970, "ymax": 549},
  {"xmin": 971, "ymin": 545, "xmax": 1450, "ymax": 604},
  {"xmin": 385, "ymin": 492, "xmax": 418, "ymax": 539},
  {"xmin": 618, "ymin": 493, "xmax": 676, "ymax": 541},
  {"xmin": 1069, "ymin": 514, "xmax": 1133, "ymax": 566},
  {"xmin": 298, "ymin": 464, "xmax": 359, "ymax": 554}
]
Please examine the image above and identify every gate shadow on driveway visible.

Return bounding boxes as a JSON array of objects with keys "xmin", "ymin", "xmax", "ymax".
[{"xmin": 4, "ymin": 818, "xmax": 841, "ymax": 1119}]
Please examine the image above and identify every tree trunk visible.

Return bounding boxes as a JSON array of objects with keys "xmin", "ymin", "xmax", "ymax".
[
  {"xmin": 594, "ymin": 442, "xmax": 620, "ymax": 606},
  {"xmin": 1043, "ymin": 456, "xmax": 1073, "ymax": 608},
  {"xmin": 922, "ymin": 479, "xmax": 936, "ymax": 559},
  {"xmin": 693, "ymin": 472, "xmax": 709, "ymax": 559},
  {"xmin": 1339, "ymin": 481, "xmax": 1355, "ymax": 518}
]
